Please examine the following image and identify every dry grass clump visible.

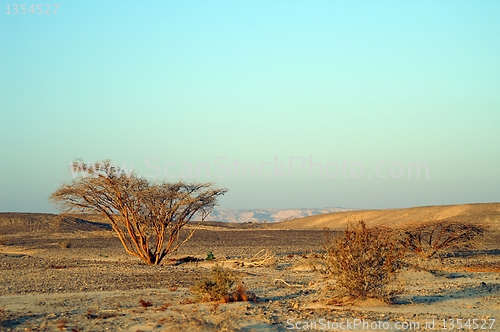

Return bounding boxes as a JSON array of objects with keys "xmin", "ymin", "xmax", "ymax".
[
  {"xmin": 58, "ymin": 240, "xmax": 71, "ymax": 249},
  {"xmin": 191, "ymin": 265, "xmax": 237, "ymax": 302},
  {"xmin": 400, "ymin": 221, "xmax": 484, "ymax": 259},
  {"xmin": 139, "ymin": 299, "xmax": 153, "ymax": 308},
  {"xmin": 191, "ymin": 265, "xmax": 256, "ymax": 303},
  {"xmin": 231, "ymin": 249, "xmax": 275, "ymax": 267},
  {"xmin": 227, "ymin": 284, "xmax": 257, "ymax": 303},
  {"xmin": 323, "ymin": 220, "xmax": 404, "ymax": 303}
]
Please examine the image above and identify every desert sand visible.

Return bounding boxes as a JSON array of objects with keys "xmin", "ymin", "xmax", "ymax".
[{"xmin": 0, "ymin": 203, "xmax": 499, "ymax": 331}]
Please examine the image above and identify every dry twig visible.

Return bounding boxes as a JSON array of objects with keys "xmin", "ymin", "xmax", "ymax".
[
  {"xmin": 274, "ymin": 279, "xmax": 303, "ymax": 287},
  {"xmin": 226, "ymin": 249, "xmax": 275, "ymax": 267}
]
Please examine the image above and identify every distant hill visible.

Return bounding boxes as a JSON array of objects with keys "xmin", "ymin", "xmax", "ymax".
[
  {"xmin": 0, "ymin": 213, "xmax": 111, "ymax": 234},
  {"xmin": 0, "ymin": 208, "xmax": 349, "ymax": 234},
  {"xmin": 0, "ymin": 208, "xmax": 348, "ymax": 234},
  {"xmin": 268, "ymin": 203, "xmax": 500, "ymax": 230},
  {"xmin": 201, "ymin": 207, "xmax": 349, "ymax": 223},
  {"xmin": 3, "ymin": 203, "xmax": 498, "ymax": 235}
]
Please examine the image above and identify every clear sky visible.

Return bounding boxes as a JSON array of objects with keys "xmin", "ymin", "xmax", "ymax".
[{"xmin": 1, "ymin": 1, "xmax": 499, "ymax": 213}]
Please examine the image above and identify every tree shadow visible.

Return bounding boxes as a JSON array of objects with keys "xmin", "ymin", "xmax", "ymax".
[{"xmin": 0, "ymin": 312, "xmax": 46, "ymax": 329}]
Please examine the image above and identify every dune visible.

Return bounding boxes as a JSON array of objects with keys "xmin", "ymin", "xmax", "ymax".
[{"xmin": 268, "ymin": 202, "xmax": 500, "ymax": 230}]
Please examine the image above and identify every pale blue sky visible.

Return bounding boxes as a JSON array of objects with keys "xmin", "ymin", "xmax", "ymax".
[{"xmin": 1, "ymin": 1, "xmax": 499, "ymax": 212}]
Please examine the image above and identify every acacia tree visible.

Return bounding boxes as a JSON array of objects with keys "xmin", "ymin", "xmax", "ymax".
[{"xmin": 50, "ymin": 160, "xmax": 228, "ymax": 265}]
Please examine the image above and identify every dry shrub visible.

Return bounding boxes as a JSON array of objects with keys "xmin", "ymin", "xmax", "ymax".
[
  {"xmin": 159, "ymin": 302, "xmax": 171, "ymax": 311},
  {"xmin": 191, "ymin": 265, "xmax": 256, "ymax": 303},
  {"xmin": 323, "ymin": 220, "xmax": 404, "ymax": 302},
  {"xmin": 191, "ymin": 265, "xmax": 237, "ymax": 302},
  {"xmin": 400, "ymin": 221, "xmax": 484, "ymax": 259},
  {"xmin": 139, "ymin": 299, "xmax": 153, "ymax": 308},
  {"xmin": 58, "ymin": 241, "xmax": 71, "ymax": 249},
  {"xmin": 225, "ymin": 283, "xmax": 257, "ymax": 303}
]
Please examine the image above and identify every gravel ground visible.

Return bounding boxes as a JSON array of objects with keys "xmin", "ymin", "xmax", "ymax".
[{"xmin": 1, "ymin": 227, "xmax": 499, "ymax": 331}]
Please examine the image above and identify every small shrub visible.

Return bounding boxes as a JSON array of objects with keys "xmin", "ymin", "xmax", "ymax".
[
  {"xmin": 400, "ymin": 221, "xmax": 484, "ymax": 259},
  {"xmin": 323, "ymin": 220, "xmax": 404, "ymax": 303},
  {"xmin": 159, "ymin": 302, "xmax": 171, "ymax": 311},
  {"xmin": 225, "ymin": 283, "xmax": 257, "ymax": 303},
  {"xmin": 139, "ymin": 299, "xmax": 153, "ymax": 308},
  {"xmin": 191, "ymin": 265, "xmax": 238, "ymax": 302},
  {"xmin": 59, "ymin": 241, "xmax": 71, "ymax": 249},
  {"xmin": 206, "ymin": 251, "xmax": 215, "ymax": 261}
]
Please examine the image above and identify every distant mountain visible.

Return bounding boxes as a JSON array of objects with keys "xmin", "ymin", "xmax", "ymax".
[
  {"xmin": 0, "ymin": 213, "xmax": 111, "ymax": 234},
  {"xmin": 199, "ymin": 207, "xmax": 349, "ymax": 223}
]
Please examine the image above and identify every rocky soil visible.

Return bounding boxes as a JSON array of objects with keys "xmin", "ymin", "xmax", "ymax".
[{"xmin": 0, "ymin": 222, "xmax": 499, "ymax": 331}]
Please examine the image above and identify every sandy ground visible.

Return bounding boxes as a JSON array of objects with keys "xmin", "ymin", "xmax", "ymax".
[{"xmin": 0, "ymin": 216, "xmax": 499, "ymax": 331}]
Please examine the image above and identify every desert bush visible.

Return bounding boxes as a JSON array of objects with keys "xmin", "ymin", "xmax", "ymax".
[
  {"xmin": 191, "ymin": 265, "xmax": 237, "ymax": 302},
  {"xmin": 139, "ymin": 299, "xmax": 153, "ymax": 308},
  {"xmin": 323, "ymin": 220, "xmax": 404, "ymax": 302},
  {"xmin": 191, "ymin": 265, "xmax": 256, "ymax": 302},
  {"xmin": 400, "ymin": 221, "xmax": 484, "ymax": 259},
  {"xmin": 58, "ymin": 240, "xmax": 71, "ymax": 249},
  {"xmin": 228, "ymin": 283, "xmax": 257, "ymax": 303}
]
